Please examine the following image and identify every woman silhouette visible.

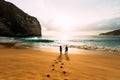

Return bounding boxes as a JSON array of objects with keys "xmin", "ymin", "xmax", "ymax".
[{"xmin": 65, "ymin": 45, "xmax": 68, "ymax": 54}]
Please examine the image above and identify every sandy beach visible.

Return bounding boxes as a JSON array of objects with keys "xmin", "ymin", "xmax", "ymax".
[{"xmin": 0, "ymin": 44, "xmax": 120, "ymax": 80}]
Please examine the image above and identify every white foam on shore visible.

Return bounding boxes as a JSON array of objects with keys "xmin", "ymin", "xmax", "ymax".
[
  {"xmin": 0, "ymin": 37, "xmax": 120, "ymax": 53},
  {"xmin": 69, "ymin": 45, "xmax": 120, "ymax": 53}
]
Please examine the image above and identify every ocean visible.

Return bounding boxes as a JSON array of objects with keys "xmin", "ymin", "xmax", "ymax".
[{"xmin": 0, "ymin": 35, "xmax": 120, "ymax": 52}]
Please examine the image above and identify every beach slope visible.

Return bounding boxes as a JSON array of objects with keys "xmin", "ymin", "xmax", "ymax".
[{"xmin": 0, "ymin": 48, "xmax": 120, "ymax": 80}]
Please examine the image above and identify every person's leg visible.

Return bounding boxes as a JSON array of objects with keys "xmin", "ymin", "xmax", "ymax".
[
  {"xmin": 66, "ymin": 50, "xmax": 68, "ymax": 54},
  {"xmin": 65, "ymin": 51, "xmax": 67, "ymax": 54},
  {"xmin": 60, "ymin": 51, "xmax": 62, "ymax": 55}
]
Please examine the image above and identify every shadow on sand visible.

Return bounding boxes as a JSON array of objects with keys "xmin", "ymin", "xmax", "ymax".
[
  {"xmin": 65, "ymin": 54, "xmax": 70, "ymax": 61},
  {"xmin": 57, "ymin": 54, "xmax": 62, "ymax": 60},
  {"xmin": 57, "ymin": 54, "xmax": 70, "ymax": 61}
]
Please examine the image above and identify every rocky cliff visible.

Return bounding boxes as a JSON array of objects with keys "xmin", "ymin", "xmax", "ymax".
[
  {"xmin": 0, "ymin": 0, "xmax": 42, "ymax": 37},
  {"xmin": 100, "ymin": 29, "xmax": 120, "ymax": 35}
]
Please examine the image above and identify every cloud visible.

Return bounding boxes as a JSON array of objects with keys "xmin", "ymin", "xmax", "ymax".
[{"xmin": 6, "ymin": 0, "xmax": 120, "ymax": 32}]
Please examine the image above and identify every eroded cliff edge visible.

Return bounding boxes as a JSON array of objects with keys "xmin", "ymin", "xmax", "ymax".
[{"xmin": 0, "ymin": 0, "xmax": 42, "ymax": 37}]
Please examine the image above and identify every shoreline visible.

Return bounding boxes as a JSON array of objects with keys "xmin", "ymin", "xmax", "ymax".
[
  {"xmin": 0, "ymin": 35, "xmax": 120, "ymax": 53},
  {"xmin": 0, "ymin": 42, "xmax": 120, "ymax": 55}
]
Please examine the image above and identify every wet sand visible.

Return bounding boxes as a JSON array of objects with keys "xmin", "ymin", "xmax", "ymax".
[{"xmin": 0, "ymin": 44, "xmax": 120, "ymax": 80}]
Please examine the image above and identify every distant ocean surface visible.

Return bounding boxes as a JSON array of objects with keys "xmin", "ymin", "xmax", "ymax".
[{"xmin": 0, "ymin": 35, "xmax": 120, "ymax": 52}]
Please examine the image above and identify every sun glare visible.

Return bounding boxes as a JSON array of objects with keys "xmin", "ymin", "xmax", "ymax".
[
  {"xmin": 52, "ymin": 16, "xmax": 73, "ymax": 31},
  {"xmin": 59, "ymin": 35, "xmax": 68, "ymax": 40}
]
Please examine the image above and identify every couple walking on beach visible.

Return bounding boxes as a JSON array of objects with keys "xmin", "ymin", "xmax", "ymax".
[{"xmin": 59, "ymin": 45, "xmax": 68, "ymax": 55}]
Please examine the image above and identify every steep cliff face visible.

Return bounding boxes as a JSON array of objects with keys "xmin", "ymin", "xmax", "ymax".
[
  {"xmin": 0, "ymin": 0, "xmax": 42, "ymax": 37},
  {"xmin": 100, "ymin": 29, "xmax": 120, "ymax": 35}
]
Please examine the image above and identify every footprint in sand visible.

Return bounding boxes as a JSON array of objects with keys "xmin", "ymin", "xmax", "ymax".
[
  {"xmin": 60, "ymin": 66, "xmax": 63, "ymax": 68},
  {"xmin": 52, "ymin": 69, "xmax": 55, "ymax": 71},
  {"xmin": 53, "ymin": 60, "xmax": 67, "ymax": 75},
  {"xmin": 52, "ymin": 64, "xmax": 55, "ymax": 67},
  {"xmin": 55, "ymin": 62, "xmax": 58, "ymax": 64},
  {"xmin": 61, "ymin": 63, "xmax": 64, "ymax": 65},
  {"xmin": 43, "ymin": 59, "xmax": 68, "ymax": 79},
  {"xmin": 63, "ymin": 71, "xmax": 66, "ymax": 74},
  {"xmin": 59, "ymin": 61, "xmax": 62, "ymax": 62},
  {"xmin": 47, "ymin": 74, "xmax": 50, "ymax": 77}
]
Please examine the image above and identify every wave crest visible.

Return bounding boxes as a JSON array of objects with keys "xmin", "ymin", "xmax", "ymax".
[{"xmin": 15, "ymin": 38, "xmax": 54, "ymax": 43}]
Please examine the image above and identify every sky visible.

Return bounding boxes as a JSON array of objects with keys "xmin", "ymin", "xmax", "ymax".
[{"xmin": 6, "ymin": 0, "xmax": 120, "ymax": 35}]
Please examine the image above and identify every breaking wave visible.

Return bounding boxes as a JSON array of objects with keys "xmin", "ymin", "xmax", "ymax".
[{"xmin": 15, "ymin": 37, "xmax": 54, "ymax": 43}]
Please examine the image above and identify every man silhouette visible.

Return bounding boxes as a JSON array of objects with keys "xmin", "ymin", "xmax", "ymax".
[{"xmin": 59, "ymin": 46, "xmax": 62, "ymax": 55}]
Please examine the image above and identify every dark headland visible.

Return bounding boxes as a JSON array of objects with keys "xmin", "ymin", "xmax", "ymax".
[
  {"xmin": 0, "ymin": 0, "xmax": 42, "ymax": 37},
  {"xmin": 100, "ymin": 29, "xmax": 120, "ymax": 35}
]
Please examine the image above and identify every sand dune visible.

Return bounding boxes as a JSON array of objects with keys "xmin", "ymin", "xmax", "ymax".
[{"xmin": 0, "ymin": 47, "xmax": 120, "ymax": 80}]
